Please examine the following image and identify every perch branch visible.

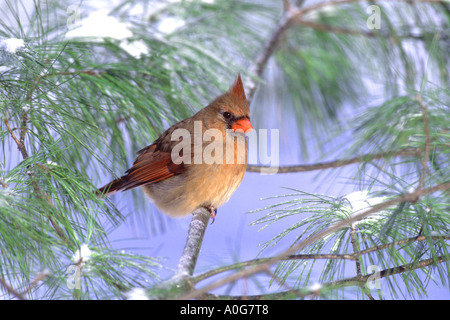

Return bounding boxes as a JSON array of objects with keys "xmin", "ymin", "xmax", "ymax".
[{"xmin": 172, "ymin": 208, "xmax": 211, "ymax": 281}]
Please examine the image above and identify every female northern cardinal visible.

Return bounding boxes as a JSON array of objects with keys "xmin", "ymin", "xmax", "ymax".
[{"xmin": 98, "ymin": 74, "xmax": 252, "ymax": 223}]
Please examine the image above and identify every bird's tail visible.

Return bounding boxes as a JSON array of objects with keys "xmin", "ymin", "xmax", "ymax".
[{"xmin": 97, "ymin": 176, "xmax": 127, "ymax": 197}]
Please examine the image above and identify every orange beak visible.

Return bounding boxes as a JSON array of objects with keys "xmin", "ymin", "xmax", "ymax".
[{"xmin": 232, "ymin": 118, "xmax": 253, "ymax": 133}]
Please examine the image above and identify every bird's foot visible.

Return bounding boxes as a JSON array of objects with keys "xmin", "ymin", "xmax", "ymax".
[{"xmin": 207, "ymin": 206, "xmax": 217, "ymax": 224}]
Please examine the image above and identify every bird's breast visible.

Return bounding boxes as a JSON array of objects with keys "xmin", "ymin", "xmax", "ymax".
[{"xmin": 142, "ymin": 135, "xmax": 247, "ymax": 217}]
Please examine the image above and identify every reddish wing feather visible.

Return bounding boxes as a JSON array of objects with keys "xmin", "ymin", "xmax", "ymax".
[
  {"xmin": 98, "ymin": 144, "xmax": 186, "ymax": 194},
  {"xmin": 124, "ymin": 144, "xmax": 186, "ymax": 187}
]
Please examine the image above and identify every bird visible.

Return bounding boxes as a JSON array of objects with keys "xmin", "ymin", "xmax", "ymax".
[{"xmin": 98, "ymin": 74, "xmax": 253, "ymax": 223}]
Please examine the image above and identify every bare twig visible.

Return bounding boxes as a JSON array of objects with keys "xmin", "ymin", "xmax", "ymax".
[
  {"xmin": 246, "ymin": 6, "xmax": 301, "ymax": 103},
  {"xmin": 46, "ymin": 70, "xmax": 103, "ymax": 77},
  {"xmin": 247, "ymin": 0, "xmax": 431, "ymax": 102},
  {"xmin": 295, "ymin": 19, "xmax": 437, "ymax": 40},
  {"xmin": 350, "ymin": 223, "xmax": 362, "ymax": 276},
  {"xmin": 167, "ymin": 0, "xmax": 446, "ymax": 299},
  {"xmin": 296, "ymin": 19, "xmax": 379, "ymax": 37},
  {"xmin": 282, "ymin": 0, "xmax": 291, "ymax": 12},
  {"xmin": 19, "ymin": 270, "xmax": 50, "ymax": 296},
  {"xmin": 354, "ymin": 235, "xmax": 450, "ymax": 256},
  {"xmin": 298, "ymin": 0, "xmax": 445, "ymax": 17},
  {"xmin": 246, "ymin": 148, "xmax": 422, "ymax": 173},
  {"xmin": 350, "ymin": 223, "xmax": 374, "ymax": 299},
  {"xmin": 4, "ymin": 118, "xmax": 29, "ymax": 159},
  {"xmin": 192, "ymin": 253, "xmax": 357, "ymax": 284},
  {"xmin": 0, "ymin": 277, "xmax": 27, "ymax": 300},
  {"xmin": 416, "ymin": 95, "xmax": 431, "ymax": 191}
]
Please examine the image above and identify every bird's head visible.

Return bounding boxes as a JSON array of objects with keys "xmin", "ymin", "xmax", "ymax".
[{"xmin": 204, "ymin": 74, "xmax": 253, "ymax": 133}]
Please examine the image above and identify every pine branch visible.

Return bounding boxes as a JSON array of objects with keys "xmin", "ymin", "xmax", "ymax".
[
  {"xmin": 196, "ymin": 254, "xmax": 450, "ymax": 300},
  {"xmin": 416, "ymin": 95, "xmax": 431, "ymax": 191},
  {"xmin": 3, "ymin": 117, "xmax": 72, "ymax": 248},
  {"xmin": 180, "ymin": 182, "xmax": 450, "ymax": 299},
  {"xmin": 245, "ymin": 0, "xmax": 445, "ymax": 102},
  {"xmin": 191, "ymin": 235, "xmax": 450, "ymax": 285}
]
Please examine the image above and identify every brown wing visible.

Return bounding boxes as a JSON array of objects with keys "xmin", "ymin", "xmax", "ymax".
[{"xmin": 98, "ymin": 144, "xmax": 186, "ymax": 196}]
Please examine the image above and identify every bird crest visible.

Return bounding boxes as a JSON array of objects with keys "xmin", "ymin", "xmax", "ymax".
[{"xmin": 229, "ymin": 73, "xmax": 247, "ymax": 101}]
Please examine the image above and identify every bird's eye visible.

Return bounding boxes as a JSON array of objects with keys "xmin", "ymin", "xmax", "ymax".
[{"xmin": 223, "ymin": 112, "xmax": 232, "ymax": 120}]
